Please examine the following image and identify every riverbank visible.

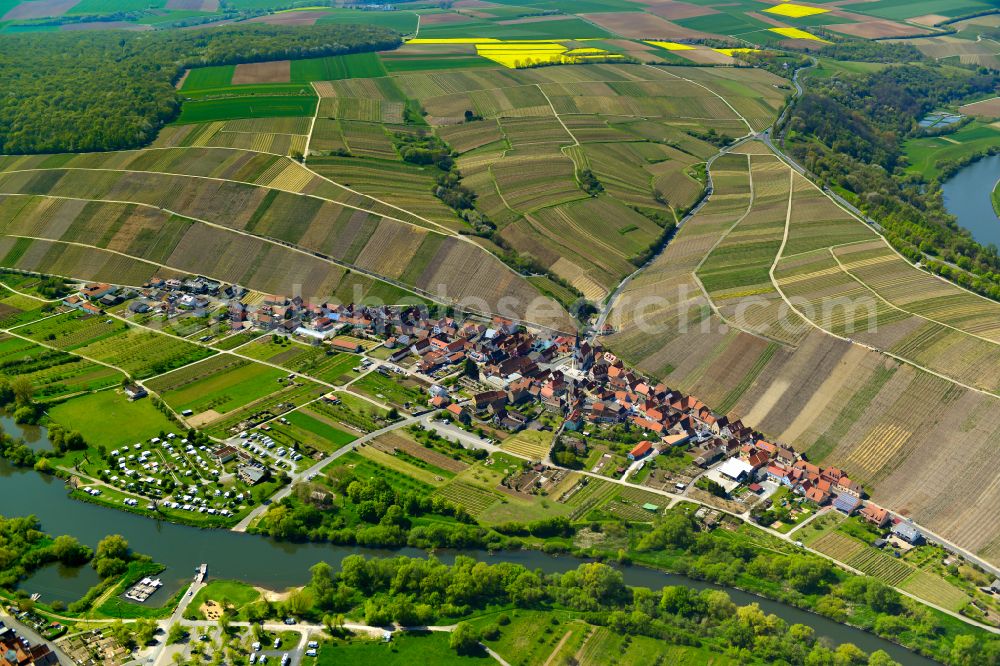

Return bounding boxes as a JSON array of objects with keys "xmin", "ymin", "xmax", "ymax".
[
  {"xmin": 0, "ymin": 457, "xmax": 967, "ymax": 666},
  {"xmin": 941, "ymin": 154, "xmax": 1000, "ymax": 248}
]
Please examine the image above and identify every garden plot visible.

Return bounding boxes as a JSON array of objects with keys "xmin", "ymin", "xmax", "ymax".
[
  {"xmin": 370, "ymin": 430, "xmax": 469, "ymax": 473},
  {"xmin": 240, "ymin": 336, "xmax": 360, "ymax": 385},
  {"xmin": 352, "ymin": 370, "xmax": 428, "ymax": 412},
  {"xmin": 432, "ymin": 480, "xmax": 502, "ymax": 517},
  {"xmin": 309, "ymin": 393, "xmax": 394, "ymax": 434},
  {"xmin": 500, "ymin": 430, "xmax": 551, "ymax": 460},
  {"xmin": 328, "ymin": 450, "xmax": 435, "ymax": 497},
  {"xmin": 356, "ymin": 444, "xmax": 449, "ymax": 486},
  {"xmin": 558, "ymin": 477, "xmax": 617, "ymax": 520}
]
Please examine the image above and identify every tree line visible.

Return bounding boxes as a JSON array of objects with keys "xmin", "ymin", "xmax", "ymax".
[
  {"xmin": 274, "ymin": 554, "xmax": 909, "ymax": 665},
  {"xmin": 0, "ymin": 24, "xmax": 400, "ymax": 155}
]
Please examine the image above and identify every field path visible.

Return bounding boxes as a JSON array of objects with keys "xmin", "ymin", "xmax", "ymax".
[
  {"xmin": 303, "ymin": 81, "xmax": 321, "ymax": 158},
  {"xmin": 536, "ymin": 84, "xmax": 579, "ymax": 147},
  {"xmin": 542, "ymin": 630, "xmax": 573, "ymax": 666},
  {"xmin": 762, "ymin": 167, "xmax": 1000, "ymax": 399}
]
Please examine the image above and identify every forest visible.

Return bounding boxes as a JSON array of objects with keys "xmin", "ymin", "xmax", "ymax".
[
  {"xmin": 0, "ymin": 24, "xmax": 400, "ymax": 155},
  {"xmin": 783, "ymin": 63, "xmax": 1000, "ymax": 299}
]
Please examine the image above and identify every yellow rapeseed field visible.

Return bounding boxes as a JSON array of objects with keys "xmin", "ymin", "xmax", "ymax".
[
  {"xmin": 763, "ymin": 3, "xmax": 830, "ymax": 18},
  {"xmin": 404, "ymin": 37, "xmax": 621, "ymax": 68},
  {"xmin": 768, "ymin": 27, "xmax": 831, "ymax": 42},
  {"xmin": 644, "ymin": 40, "xmax": 696, "ymax": 50}
]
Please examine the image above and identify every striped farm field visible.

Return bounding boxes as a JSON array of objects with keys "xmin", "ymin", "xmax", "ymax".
[
  {"xmin": 901, "ymin": 570, "xmax": 971, "ymax": 612},
  {"xmin": 560, "ymin": 478, "xmax": 617, "ymax": 520},
  {"xmin": 356, "ymin": 444, "xmax": 448, "ymax": 486},
  {"xmin": 435, "ymin": 120, "xmax": 504, "ymax": 153},
  {"xmin": 490, "ymin": 151, "xmax": 587, "ymax": 212},
  {"xmin": 846, "ymin": 547, "xmax": 914, "ymax": 586},
  {"xmin": 370, "ymin": 431, "xmax": 469, "ymax": 473},
  {"xmin": 811, "ymin": 531, "xmax": 866, "ymax": 564},
  {"xmin": 432, "ymin": 481, "xmax": 501, "ymax": 517},
  {"xmin": 499, "ymin": 430, "xmax": 551, "ymax": 460}
]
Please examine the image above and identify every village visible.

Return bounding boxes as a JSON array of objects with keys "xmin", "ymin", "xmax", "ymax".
[
  {"xmin": 58, "ymin": 277, "xmax": 927, "ymax": 543},
  {"xmin": 42, "ymin": 275, "xmax": 1000, "ymax": 632}
]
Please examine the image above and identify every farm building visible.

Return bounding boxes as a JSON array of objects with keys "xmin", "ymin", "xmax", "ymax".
[
  {"xmin": 331, "ymin": 338, "xmax": 362, "ymax": 353},
  {"xmin": 660, "ymin": 432, "xmax": 691, "ymax": 448},
  {"xmin": 123, "ymin": 383, "xmax": 147, "ymax": 401},
  {"xmin": 212, "ymin": 446, "xmax": 238, "ymax": 465},
  {"xmin": 237, "ymin": 464, "xmax": 269, "ymax": 486},
  {"xmin": 718, "ymin": 457, "xmax": 754, "ymax": 482}
]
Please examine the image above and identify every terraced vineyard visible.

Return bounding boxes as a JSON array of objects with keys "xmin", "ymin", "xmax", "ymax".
[{"xmin": 606, "ymin": 143, "xmax": 1000, "ymax": 563}]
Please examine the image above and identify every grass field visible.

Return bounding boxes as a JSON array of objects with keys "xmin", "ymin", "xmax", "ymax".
[
  {"xmin": 46, "ymin": 389, "xmax": 179, "ymax": 451},
  {"xmin": 186, "ymin": 579, "xmax": 260, "ymax": 620},
  {"xmin": 316, "ymin": 631, "xmax": 493, "ymax": 665},
  {"xmin": 904, "ymin": 121, "xmax": 1000, "ymax": 178}
]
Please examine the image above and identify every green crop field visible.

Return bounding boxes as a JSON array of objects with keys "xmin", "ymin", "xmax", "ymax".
[
  {"xmin": 174, "ymin": 95, "xmax": 317, "ymax": 124},
  {"xmin": 290, "ymin": 53, "xmax": 387, "ymax": 81},
  {"xmin": 283, "ymin": 409, "xmax": 356, "ymax": 449},
  {"xmin": 315, "ymin": 8, "xmax": 418, "ymax": 33},
  {"xmin": 182, "ymin": 66, "xmax": 237, "ymax": 92},
  {"xmin": 148, "ymin": 356, "xmax": 285, "ymax": 415}
]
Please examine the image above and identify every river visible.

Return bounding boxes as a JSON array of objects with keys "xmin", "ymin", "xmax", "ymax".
[
  {"xmin": 3, "ymin": 421, "xmax": 935, "ymax": 664},
  {"xmin": 941, "ymin": 154, "xmax": 1000, "ymax": 248}
]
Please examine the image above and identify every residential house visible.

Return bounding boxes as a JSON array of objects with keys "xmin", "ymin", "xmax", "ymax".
[
  {"xmin": 891, "ymin": 521, "xmax": 923, "ymax": 545},
  {"xmin": 627, "ymin": 441, "xmax": 653, "ymax": 461},
  {"xmin": 835, "ymin": 476, "xmax": 864, "ymax": 498},
  {"xmin": 859, "ymin": 503, "xmax": 890, "ymax": 528},
  {"xmin": 833, "ymin": 494, "xmax": 862, "ymax": 515}
]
